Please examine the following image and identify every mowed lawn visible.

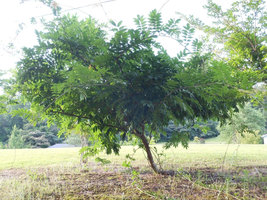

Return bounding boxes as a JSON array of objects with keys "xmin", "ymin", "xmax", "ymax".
[
  {"xmin": 0, "ymin": 148, "xmax": 80, "ymax": 170},
  {"xmin": 1, "ymin": 144, "xmax": 266, "ymax": 170}
]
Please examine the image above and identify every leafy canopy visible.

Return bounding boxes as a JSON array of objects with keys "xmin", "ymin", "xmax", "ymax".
[
  {"xmin": 16, "ymin": 11, "xmax": 248, "ymax": 157},
  {"xmin": 184, "ymin": 0, "xmax": 267, "ymax": 81}
]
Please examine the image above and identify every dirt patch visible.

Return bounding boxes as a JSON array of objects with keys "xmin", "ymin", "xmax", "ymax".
[
  {"xmin": 0, "ymin": 168, "xmax": 26, "ymax": 179},
  {"xmin": 0, "ymin": 164, "xmax": 266, "ymax": 199}
]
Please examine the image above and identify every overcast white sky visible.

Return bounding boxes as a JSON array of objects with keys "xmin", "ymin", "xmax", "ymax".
[{"xmin": 0, "ymin": 0, "xmax": 236, "ymax": 74}]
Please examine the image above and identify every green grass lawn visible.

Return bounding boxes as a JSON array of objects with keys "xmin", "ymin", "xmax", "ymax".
[
  {"xmin": 0, "ymin": 148, "xmax": 80, "ymax": 170},
  {"xmin": 204, "ymin": 136, "xmax": 227, "ymax": 144},
  {"xmin": 1, "ymin": 144, "xmax": 266, "ymax": 200},
  {"xmin": 0, "ymin": 143, "xmax": 266, "ymax": 170}
]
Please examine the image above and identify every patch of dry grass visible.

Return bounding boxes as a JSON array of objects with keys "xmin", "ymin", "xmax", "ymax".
[
  {"xmin": 0, "ymin": 144, "xmax": 266, "ymax": 199},
  {"xmin": 0, "ymin": 163, "xmax": 266, "ymax": 199}
]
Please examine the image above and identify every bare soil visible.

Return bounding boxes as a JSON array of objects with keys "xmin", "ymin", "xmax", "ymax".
[{"xmin": 0, "ymin": 163, "xmax": 266, "ymax": 200}]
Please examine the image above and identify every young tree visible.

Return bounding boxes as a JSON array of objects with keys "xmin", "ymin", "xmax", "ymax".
[{"xmin": 16, "ymin": 11, "xmax": 250, "ymax": 174}]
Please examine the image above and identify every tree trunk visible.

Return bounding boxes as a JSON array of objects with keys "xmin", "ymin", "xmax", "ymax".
[{"xmin": 135, "ymin": 131, "xmax": 175, "ymax": 176}]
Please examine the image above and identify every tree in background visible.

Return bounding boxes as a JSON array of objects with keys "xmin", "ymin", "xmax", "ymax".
[
  {"xmin": 160, "ymin": 120, "xmax": 219, "ymax": 142},
  {"xmin": 15, "ymin": 11, "xmax": 251, "ymax": 174},
  {"xmin": 184, "ymin": 0, "xmax": 266, "ymax": 82},
  {"xmin": 180, "ymin": 0, "xmax": 266, "ymax": 143},
  {"xmin": 0, "ymin": 101, "xmax": 62, "ymax": 148},
  {"xmin": 64, "ymin": 133, "xmax": 82, "ymax": 146},
  {"xmin": 20, "ymin": 121, "xmax": 62, "ymax": 148},
  {"xmin": 217, "ymin": 103, "xmax": 265, "ymax": 144},
  {"xmin": 0, "ymin": 71, "xmax": 9, "ymax": 114},
  {"xmin": 0, "ymin": 112, "xmax": 25, "ymax": 144},
  {"xmin": 8, "ymin": 125, "xmax": 27, "ymax": 149}
]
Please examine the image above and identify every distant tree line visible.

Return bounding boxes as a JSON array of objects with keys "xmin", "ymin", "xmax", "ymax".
[
  {"xmin": 0, "ymin": 105, "xmax": 63, "ymax": 149},
  {"xmin": 1, "ymin": 102, "xmax": 264, "ymax": 149}
]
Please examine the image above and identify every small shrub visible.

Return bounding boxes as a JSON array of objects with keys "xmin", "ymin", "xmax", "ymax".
[
  {"xmin": 193, "ymin": 136, "xmax": 200, "ymax": 143},
  {"xmin": 237, "ymin": 129, "xmax": 262, "ymax": 144},
  {"xmin": 194, "ymin": 136, "xmax": 205, "ymax": 144},
  {"xmin": 199, "ymin": 138, "xmax": 205, "ymax": 144}
]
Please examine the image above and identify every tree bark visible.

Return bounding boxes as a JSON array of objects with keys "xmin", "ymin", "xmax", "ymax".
[{"xmin": 134, "ymin": 131, "xmax": 175, "ymax": 176}]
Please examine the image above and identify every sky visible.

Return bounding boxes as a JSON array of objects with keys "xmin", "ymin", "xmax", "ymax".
[{"xmin": 0, "ymin": 0, "xmax": 235, "ymax": 74}]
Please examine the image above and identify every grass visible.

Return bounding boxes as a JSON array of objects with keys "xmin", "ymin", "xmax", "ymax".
[
  {"xmin": 0, "ymin": 144, "xmax": 266, "ymax": 170},
  {"xmin": 0, "ymin": 144, "xmax": 266, "ymax": 199},
  {"xmin": 205, "ymin": 136, "xmax": 228, "ymax": 144},
  {"xmin": 0, "ymin": 148, "xmax": 80, "ymax": 170}
]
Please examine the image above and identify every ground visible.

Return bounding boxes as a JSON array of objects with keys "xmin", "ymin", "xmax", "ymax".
[{"xmin": 0, "ymin": 144, "xmax": 266, "ymax": 199}]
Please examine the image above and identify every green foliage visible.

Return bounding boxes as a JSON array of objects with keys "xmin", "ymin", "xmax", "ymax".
[
  {"xmin": 95, "ymin": 157, "xmax": 111, "ymax": 165},
  {"xmin": 236, "ymin": 129, "xmax": 262, "ymax": 144},
  {"xmin": 217, "ymin": 103, "xmax": 265, "ymax": 144},
  {"xmin": 15, "ymin": 11, "xmax": 251, "ymax": 172},
  {"xmin": 0, "ymin": 104, "xmax": 62, "ymax": 148},
  {"xmin": 186, "ymin": 0, "xmax": 267, "ymax": 81},
  {"xmin": 0, "ymin": 71, "xmax": 9, "ymax": 114},
  {"xmin": 64, "ymin": 133, "xmax": 82, "ymax": 146},
  {"xmin": 0, "ymin": 113, "xmax": 24, "ymax": 143},
  {"xmin": 20, "ymin": 121, "xmax": 62, "ymax": 148},
  {"xmin": 193, "ymin": 136, "xmax": 206, "ymax": 144},
  {"xmin": 161, "ymin": 120, "xmax": 219, "ymax": 143},
  {"xmin": 0, "ymin": 142, "xmax": 6, "ymax": 149},
  {"xmin": 193, "ymin": 136, "xmax": 200, "ymax": 143},
  {"xmin": 8, "ymin": 125, "xmax": 27, "ymax": 149},
  {"xmin": 22, "ymin": 130, "xmax": 50, "ymax": 148}
]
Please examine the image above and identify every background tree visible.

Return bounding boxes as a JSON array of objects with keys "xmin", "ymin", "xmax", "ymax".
[
  {"xmin": 159, "ymin": 120, "xmax": 219, "ymax": 142},
  {"xmin": 20, "ymin": 121, "xmax": 62, "ymax": 148},
  {"xmin": 16, "ymin": 11, "xmax": 250, "ymax": 174},
  {"xmin": 8, "ymin": 125, "xmax": 27, "ymax": 149},
  {"xmin": 217, "ymin": 103, "xmax": 265, "ymax": 144},
  {"xmin": 0, "ymin": 103, "xmax": 62, "ymax": 148},
  {"xmin": 180, "ymin": 0, "xmax": 266, "ymax": 143},
  {"xmin": 183, "ymin": 0, "xmax": 266, "ymax": 82},
  {"xmin": 0, "ymin": 114, "xmax": 24, "ymax": 143},
  {"xmin": 0, "ymin": 71, "xmax": 9, "ymax": 114}
]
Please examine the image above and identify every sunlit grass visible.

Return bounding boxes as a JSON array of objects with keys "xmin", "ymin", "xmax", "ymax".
[
  {"xmin": 1, "ymin": 144, "xmax": 266, "ymax": 170},
  {"xmin": 0, "ymin": 148, "xmax": 80, "ymax": 170}
]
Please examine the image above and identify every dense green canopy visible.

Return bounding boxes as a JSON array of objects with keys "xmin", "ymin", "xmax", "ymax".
[{"xmin": 16, "ymin": 11, "xmax": 250, "ymax": 173}]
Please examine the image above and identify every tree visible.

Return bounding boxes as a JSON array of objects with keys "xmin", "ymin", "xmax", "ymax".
[
  {"xmin": 0, "ymin": 101, "xmax": 61, "ymax": 147},
  {"xmin": 217, "ymin": 103, "xmax": 265, "ymax": 143},
  {"xmin": 16, "ymin": 11, "xmax": 250, "ymax": 174},
  {"xmin": 8, "ymin": 125, "xmax": 27, "ymax": 149},
  {"xmin": 160, "ymin": 120, "xmax": 219, "ymax": 142},
  {"xmin": 183, "ymin": 0, "xmax": 267, "ymax": 82},
  {"xmin": 20, "ymin": 121, "xmax": 62, "ymax": 148},
  {"xmin": 0, "ymin": 71, "xmax": 8, "ymax": 114},
  {"xmin": 0, "ymin": 114, "xmax": 24, "ymax": 143},
  {"xmin": 187, "ymin": 0, "xmax": 267, "ymax": 80}
]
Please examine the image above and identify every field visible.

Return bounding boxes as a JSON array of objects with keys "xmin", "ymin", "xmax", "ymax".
[{"xmin": 0, "ymin": 144, "xmax": 266, "ymax": 199}]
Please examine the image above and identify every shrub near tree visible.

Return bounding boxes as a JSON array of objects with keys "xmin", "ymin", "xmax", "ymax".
[{"xmin": 16, "ymin": 11, "xmax": 253, "ymax": 174}]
